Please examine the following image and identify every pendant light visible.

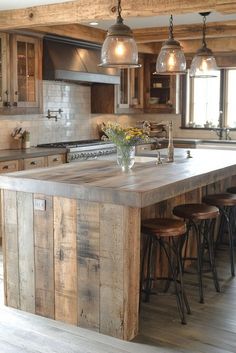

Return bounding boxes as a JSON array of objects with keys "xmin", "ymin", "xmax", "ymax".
[
  {"xmin": 190, "ymin": 12, "xmax": 218, "ymax": 78},
  {"xmin": 156, "ymin": 15, "xmax": 186, "ymax": 75},
  {"xmin": 99, "ymin": 0, "xmax": 141, "ymax": 68}
]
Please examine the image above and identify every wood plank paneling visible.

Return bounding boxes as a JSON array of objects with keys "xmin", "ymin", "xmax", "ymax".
[
  {"xmin": 34, "ymin": 194, "xmax": 54, "ymax": 319},
  {"xmin": 100, "ymin": 203, "xmax": 140, "ymax": 340},
  {"xmin": 123, "ymin": 207, "xmax": 141, "ymax": 340},
  {"xmin": 100, "ymin": 203, "xmax": 125, "ymax": 339},
  {"xmin": 2, "ymin": 190, "xmax": 20, "ymax": 308},
  {"xmin": 17, "ymin": 191, "xmax": 35, "ymax": 313},
  {"xmin": 77, "ymin": 200, "xmax": 100, "ymax": 331},
  {"xmin": 54, "ymin": 196, "xmax": 77, "ymax": 325}
]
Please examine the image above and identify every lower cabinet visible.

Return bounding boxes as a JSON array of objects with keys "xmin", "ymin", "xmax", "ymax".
[
  {"xmin": 0, "ymin": 152, "xmax": 66, "ymax": 243},
  {"xmin": 23, "ymin": 156, "xmax": 45, "ymax": 170},
  {"xmin": 47, "ymin": 154, "xmax": 66, "ymax": 167},
  {"xmin": 0, "ymin": 159, "xmax": 19, "ymax": 173}
]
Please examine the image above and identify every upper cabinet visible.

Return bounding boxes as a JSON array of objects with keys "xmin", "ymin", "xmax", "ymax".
[
  {"xmin": 0, "ymin": 33, "xmax": 42, "ymax": 113},
  {"xmin": 11, "ymin": 35, "xmax": 40, "ymax": 108},
  {"xmin": 91, "ymin": 53, "xmax": 180, "ymax": 115},
  {"xmin": 0, "ymin": 33, "xmax": 10, "ymax": 107},
  {"xmin": 144, "ymin": 55, "xmax": 177, "ymax": 113},
  {"xmin": 116, "ymin": 56, "xmax": 144, "ymax": 113}
]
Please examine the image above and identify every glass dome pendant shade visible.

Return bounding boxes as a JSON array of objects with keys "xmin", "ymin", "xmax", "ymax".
[
  {"xmin": 190, "ymin": 12, "xmax": 218, "ymax": 78},
  {"xmin": 99, "ymin": 0, "xmax": 141, "ymax": 68},
  {"xmin": 156, "ymin": 15, "xmax": 186, "ymax": 75}
]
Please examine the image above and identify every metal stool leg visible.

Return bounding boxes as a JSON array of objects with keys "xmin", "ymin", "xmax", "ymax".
[
  {"xmin": 159, "ymin": 237, "xmax": 188, "ymax": 324},
  {"xmin": 220, "ymin": 207, "xmax": 235, "ymax": 277}
]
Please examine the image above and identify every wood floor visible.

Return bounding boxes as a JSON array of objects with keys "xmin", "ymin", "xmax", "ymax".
[{"xmin": 0, "ymin": 246, "xmax": 236, "ymax": 353}]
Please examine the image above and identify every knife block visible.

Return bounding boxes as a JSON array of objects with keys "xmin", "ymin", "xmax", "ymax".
[{"xmin": 10, "ymin": 138, "xmax": 23, "ymax": 150}]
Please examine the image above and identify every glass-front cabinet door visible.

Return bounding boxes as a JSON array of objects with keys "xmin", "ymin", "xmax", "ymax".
[
  {"xmin": 11, "ymin": 35, "xmax": 39, "ymax": 107},
  {"xmin": 0, "ymin": 33, "xmax": 9, "ymax": 107}
]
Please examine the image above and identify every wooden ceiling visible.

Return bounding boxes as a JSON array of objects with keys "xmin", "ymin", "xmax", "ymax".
[{"xmin": 1, "ymin": 0, "xmax": 236, "ymax": 55}]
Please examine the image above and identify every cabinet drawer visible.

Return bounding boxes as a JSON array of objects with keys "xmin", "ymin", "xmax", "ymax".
[
  {"xmin": 23, "ymin": 157, "xmax": 45, "ymax": 170},
  {"xmin": 47, "ymin": 154, "xmax": 65, "ymax": 166},
  {"xmin": 0, "ymin": 160, "xmax": 18, "ymax": 173}
]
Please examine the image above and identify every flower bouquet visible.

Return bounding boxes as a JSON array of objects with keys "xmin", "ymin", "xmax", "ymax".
[{"xmin": 102, "ymin": 122, "xmax": 149, "ymax": 172}]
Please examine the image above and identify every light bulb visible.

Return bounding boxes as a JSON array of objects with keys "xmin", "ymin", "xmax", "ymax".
[
  {"xmin": 168, "ymin": 53, "xmax": 176, "ymax": 70},
  {"xmin": 115, "ymin": 41, "xmax": 125, "ymax": 57},
  {"xmin": 200, "ymin": 58, "xmax": 208, "ymax": 72}
]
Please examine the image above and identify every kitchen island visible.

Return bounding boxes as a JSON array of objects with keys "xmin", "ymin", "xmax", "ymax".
[{"xmin": 0, "ymin": 148, "xmax": 236, "ymax": 341}]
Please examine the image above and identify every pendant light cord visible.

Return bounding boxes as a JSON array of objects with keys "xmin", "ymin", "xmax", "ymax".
[
  {"xmin": 202, "ymin": 14, "xmax": 207, "ymax": 48},
  {"xmin": 169, "ymin": 15, "xmax": 174, "ymax": 39},
  {"xmin": 117, "ymin": 0, "xmax": 122, "ymax": 18},
  {"xmin": 116, "ymin": 0, "xmax": 123, "ymax": 23}
]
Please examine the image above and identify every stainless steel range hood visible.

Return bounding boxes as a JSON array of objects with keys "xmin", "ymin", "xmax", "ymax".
[{"xmin": 43, "ymin": 36, "xmax": 120, "ymax": 85}]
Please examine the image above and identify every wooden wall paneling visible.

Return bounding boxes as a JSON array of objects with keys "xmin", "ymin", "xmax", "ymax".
[
  {"xmin": 99, "ymin": 203, "xmax": 140, "ymax": 340},
  {"xmin": 17, "ymin": 191, "xmax": 35, "ymax": 313},
  {"xmin": 99, "ymin": 203, "xmax": 125, "ymax": 338},
  {"xmin": 123, "ymin": 207, "xmax": 141, "ymax": 340},
  {"xmin": 34, "ymin": 193, "xmax": 54, "ymax": 319},
  {"xmin": 54, "ymin": 196, "xmax": 77, "ymax": 325},
  {"xmin": 1, "ymin": 190, "xmax": 20, "ymax": 308},
  {"xmin": 77, "ymin": 200, "xmax": 100, "ymax": 331}
]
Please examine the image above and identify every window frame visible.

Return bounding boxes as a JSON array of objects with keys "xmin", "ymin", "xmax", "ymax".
[{"xmin": 182, "ymin": 68, "xmax": 236, "ymax": 130}]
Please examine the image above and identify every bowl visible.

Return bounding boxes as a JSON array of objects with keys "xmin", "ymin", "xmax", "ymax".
[{"xmin": 149, "ymin": 97, "xmax": 160, "ymax": 105}]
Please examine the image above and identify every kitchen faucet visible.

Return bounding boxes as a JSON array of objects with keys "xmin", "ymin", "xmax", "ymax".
[{"xmin": 212, "ymin": 111, "xmax": 231, "ymax": 140}]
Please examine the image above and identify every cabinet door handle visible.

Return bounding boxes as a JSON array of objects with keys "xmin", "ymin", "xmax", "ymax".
[
  {"xmin": 3, "ymin": 165, "xmax": 9, "ymax": 170},
  {"xmin": 53, "ymin": 158, "xmax": 59, "ymax": 162},
  {"xmin": 30, "ymin": 161, "xmax": 36, "ymax": 165}
]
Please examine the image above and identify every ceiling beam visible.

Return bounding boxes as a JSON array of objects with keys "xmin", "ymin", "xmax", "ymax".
[
  {"xmin": 133, "ymin": 20, "xmax": 236, "ymax": 43},
  {"xmin": 29, "ymin": 24, "xmax": 106, "ymax": 44},
  {"xmin": 1, "ymin": 0, "xmax": 236, "ymax": 30},
  {"xmin": 152, "ymin": 36, "xmax": 236, "ymax": 54}
]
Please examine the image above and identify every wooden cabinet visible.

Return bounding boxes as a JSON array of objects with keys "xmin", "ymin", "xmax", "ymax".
[
  {"xmin": 0, "ymin": 33, "xmax": 42, "ymax": 112},
  {"xmin": 23, "ymin": 156, "xmax": 45, "ymax": 170},
  {"xmin": 144, "ymin": 55, "xmax": 177, "ymax": 113},
  {"xmin": 0, "ymin": 159, "xmax": 19, "ymax": 173},
  {"xmin": 91, "ymin": 57, "xmax": 144, "ymax": 114},
  {"xmin": 47, "ymin": 153, "xmax": 66, "ymax": 166},
  {"xmin": 11, "ymin": 35, "xmax": 41, "ymax": 108},
  {"xmin": 116, "ymin": 57, "xmax": 144, "ymax": 112},
  {"xmin": 0, "ymin": 33, "xmax": 10, "ymax": 108}
]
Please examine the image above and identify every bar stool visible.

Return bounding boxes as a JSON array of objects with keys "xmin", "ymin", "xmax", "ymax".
[
  {"xmin": 141, "ymin": 218, "xmax": 191, "ymax": 324},
  {"xmin": 202, "ymin": 193, "xmax": 236, "ymax": 277},
  {"xmin": 173, "ymin": 203, "xmax": 220, "ymax": 304}
]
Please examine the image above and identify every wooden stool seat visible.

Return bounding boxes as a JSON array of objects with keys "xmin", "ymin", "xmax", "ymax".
[
  {"xmin": 203, "ymin": 193, "xmax": 236, "ymax": 207},
  {"xmin": 227, "ymin": 187, "xmax": 236, "ymax": 194},
  {"xmin": 173, "ymin": 203, "xmax": 219, "ymax": 220},
  {"xmin": 142, "ymin": 218, "xmax": 186, "ymax": 237}
]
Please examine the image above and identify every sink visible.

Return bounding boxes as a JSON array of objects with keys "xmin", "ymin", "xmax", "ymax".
[
  {"xmin": 200, "ymin": 139, "xmax": 236, "ymax": 144},
  {"xmin": 197, "ymin": 143, "xmax": 236, "ymax": 150}
]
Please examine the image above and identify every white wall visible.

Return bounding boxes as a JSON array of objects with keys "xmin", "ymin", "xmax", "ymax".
[{"xmin": 0, "ymin": 80, "xmax": 235, "ymax": 150}]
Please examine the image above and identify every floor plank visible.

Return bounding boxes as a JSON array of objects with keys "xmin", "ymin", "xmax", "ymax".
[{"xmin": 0, "ymin": 247, "xmax": 236, "ymax": 352}]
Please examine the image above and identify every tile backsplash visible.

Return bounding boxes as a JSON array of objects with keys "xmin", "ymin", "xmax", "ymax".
[{"xmin": 0, "ymin": 80, "xmax": 235, "ymax": 150}]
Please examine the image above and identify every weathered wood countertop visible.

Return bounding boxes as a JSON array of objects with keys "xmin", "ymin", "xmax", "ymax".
[
  {"xmin": 0, "ymin": 148, "xmax": 235, "ymax": 207},
  {"xmin": 0, "ymin": 147, "xmax": 67, "ymax": 161}
]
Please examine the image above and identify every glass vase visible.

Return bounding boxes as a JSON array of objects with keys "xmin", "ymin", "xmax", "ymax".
[{"xmin": 116, "ymin": 145, "xmax": 135, "ymax": 172}]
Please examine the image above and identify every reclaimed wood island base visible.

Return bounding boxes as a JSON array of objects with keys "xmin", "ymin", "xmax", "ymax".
[{"xmin": 0, "ymin": 149, "xmax": 236, "ymax": 340}]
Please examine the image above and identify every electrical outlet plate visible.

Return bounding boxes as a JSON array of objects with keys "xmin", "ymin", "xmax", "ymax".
[{"xmin": 34, "ymin": 198, "xmax": 46, "ymax": 211}]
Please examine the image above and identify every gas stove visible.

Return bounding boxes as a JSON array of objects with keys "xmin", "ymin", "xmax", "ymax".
[{"xmin": 38, "ymin": 139, "xmax": 117, "ymax": 162}]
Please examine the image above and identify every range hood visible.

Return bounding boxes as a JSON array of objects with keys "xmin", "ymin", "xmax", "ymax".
[{"xmin": 43, "ymin": 36, "xmax": 120, "ymax": 85}]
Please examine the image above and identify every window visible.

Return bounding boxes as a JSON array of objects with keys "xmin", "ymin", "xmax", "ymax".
[
  {"xmin": 225, "ymin": 69, "xmax": 236, "ymax": 128},
  {"xmin": 184, "ymin": 68, "xmax": 236, "ymax": 129}
]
